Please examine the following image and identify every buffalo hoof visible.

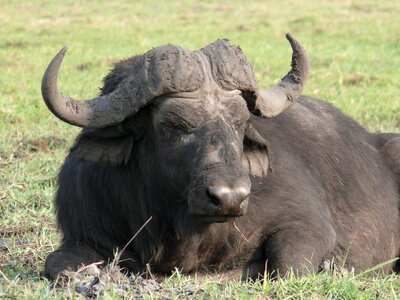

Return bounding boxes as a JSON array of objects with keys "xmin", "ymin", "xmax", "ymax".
[{"xmin": 43, "ymin": 244, "xmax": 105, "ymax": 280}]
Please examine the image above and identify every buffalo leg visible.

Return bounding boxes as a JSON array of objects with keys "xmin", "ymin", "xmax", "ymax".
[
  {"xmin": 43, "ymin": 242, "xmax": 106, "ymax": 280},
  {"xmin": 265, "ymin": 224, "xmax": 336, "ymax": 276}
]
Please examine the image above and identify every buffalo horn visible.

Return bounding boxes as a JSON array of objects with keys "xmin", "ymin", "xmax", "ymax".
[
  {"xmin": 41, "ymin": 47, "xmax": 139, "ymax": 128},
  {"xmin": 254, "ymin": 33, "xmax": 309, "ymax": 117}
]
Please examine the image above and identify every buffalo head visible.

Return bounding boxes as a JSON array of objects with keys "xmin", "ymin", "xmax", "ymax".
[{"xmin": 41, "ymin": 34, "xmax": 308, "ymax": 223}]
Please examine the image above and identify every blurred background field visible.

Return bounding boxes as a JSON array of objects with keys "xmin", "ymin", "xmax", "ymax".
[{"xmin": 0, "ymin": 0, "xmax": 400, "ymax": 298}]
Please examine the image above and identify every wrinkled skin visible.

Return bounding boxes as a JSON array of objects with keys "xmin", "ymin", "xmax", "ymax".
[
  {"xmin": 152, "ymin": 89, "xmax": 251, "ymax": 220},
  {"xmin": 42, "ymin": 42, "xmax": 400, "ymax": 281}
]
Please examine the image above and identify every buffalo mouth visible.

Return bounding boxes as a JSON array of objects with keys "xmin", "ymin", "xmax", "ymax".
[{"xmin": 194, "ymin": 214, "xmax": 241, "ymax": 223}]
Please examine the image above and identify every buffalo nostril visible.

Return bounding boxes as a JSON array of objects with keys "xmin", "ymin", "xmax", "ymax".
[
  {"xmin": 207, "ymin": 185, "xmax": 250, "ymax": 216},
  {"xmin": 236, "ymin": 187, "xmax": 250, "ymax": 203},
  {"xmin": 206, "ymin": 187, "xmax": 222, "ymax": 209},
  {"xmin": 239, "ymin": 194, "xmax": 250, "ymax": 214},
  {"xmin": 207, "ymin": 186, "xmax": 233, "ymax": 214}
]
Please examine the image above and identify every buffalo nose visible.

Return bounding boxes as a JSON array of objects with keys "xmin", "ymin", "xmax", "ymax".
[{"xmin": 207, "ymin": 184, "xmax": 250, "ymax": 216}]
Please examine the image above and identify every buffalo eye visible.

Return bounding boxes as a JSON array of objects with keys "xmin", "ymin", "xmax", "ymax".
[{"xmin": 159, "ymin": 122, "xmax": 196, "ymax": 144}]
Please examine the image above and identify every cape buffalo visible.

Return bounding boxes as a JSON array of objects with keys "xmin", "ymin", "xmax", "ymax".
[{"xmin": 41, "ymin": 34, "xmax": 400, "ymax": 280}]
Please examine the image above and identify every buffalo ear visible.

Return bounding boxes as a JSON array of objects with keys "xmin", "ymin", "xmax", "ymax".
[
  {"xmin": 70, "ymin": 107, "xmax": 148, "ymax": 165},
  {"xmin": 70, "ymin": 125, "xmax": 135, "ymax": 165},
  {"xmin": 242, "ymin": 123, "xmax": 269, "ymax": 177}
]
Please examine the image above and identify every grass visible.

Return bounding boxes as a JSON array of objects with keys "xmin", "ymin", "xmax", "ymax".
[{"xmin": 1, "ymin": 0, "xmax": 400, "ymax": 298}]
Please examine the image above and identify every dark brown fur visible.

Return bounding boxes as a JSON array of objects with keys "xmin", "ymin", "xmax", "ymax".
[{"xmin": 44, "ymin": 57, "xmax": 400, "ymax": 280}]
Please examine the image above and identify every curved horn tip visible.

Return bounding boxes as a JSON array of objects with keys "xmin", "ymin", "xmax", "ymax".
[
  {"xmin": 285, "ymin": 32, "xmax": 294, "ymax": 42},
  {"xmin": 56, "ymin": 46, "xmax": 68, "ymax": 57},
  {"xmin": 285, "ymin": 33, "xmax": 304, "ymax": 51},
  {"xmin": 284, "ymin": 32, "xmax": 309, "ymax": 81},
  {"xmin": 252, "ymin": 33, "xmax": 309, "ymax": 118},
  {"xmin": 41, "ymin": 46, "xmax": 69, "ymax": 91}
]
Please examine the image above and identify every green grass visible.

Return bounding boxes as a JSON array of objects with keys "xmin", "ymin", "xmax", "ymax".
[{"xmin": 1, "ymin": 0, "xmax": 400, "ymax": 298}]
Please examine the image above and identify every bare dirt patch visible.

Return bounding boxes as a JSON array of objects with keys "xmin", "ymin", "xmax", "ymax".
[
  {"xmin": 53, "ymin": 263, "xmax": 161, "ymax": 299},
  {"xmin": 12, "ymin": 135, "xmax": 67, "ymax": 159}
]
